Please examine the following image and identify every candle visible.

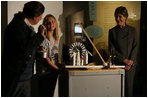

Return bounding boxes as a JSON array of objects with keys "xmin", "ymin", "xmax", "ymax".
[
  {"xmin": 73, "ymin": 52, "xmax": 76, "ymax": 66},
  {"xmin": 77, "ymin": 50, "xmax": 80, "ymax": 66},
  {"xmin": 86, "ymin": 51, "xmax": 88, "ymax": 64},
  {"xmin": 81, "ymin": 57, "xmax": 84, "ymax": 66}
]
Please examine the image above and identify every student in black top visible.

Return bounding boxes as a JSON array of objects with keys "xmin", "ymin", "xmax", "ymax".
[{"xmin": 2, "ymin": 1, "xmax": 45, "ymax": 97}]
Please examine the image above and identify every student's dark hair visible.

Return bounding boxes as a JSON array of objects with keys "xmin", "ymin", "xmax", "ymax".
[
  {"xmin": 23, "ymin": 1, "xmax": 45, "ymax": 18},
  {"xmin": 114, "ymin": 6, "xmax": 128, "ymax": 18}
]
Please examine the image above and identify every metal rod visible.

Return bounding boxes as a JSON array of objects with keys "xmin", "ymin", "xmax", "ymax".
[{"xmin": 79, "ymin": 23, "xmax": 106, "ymax": 65}]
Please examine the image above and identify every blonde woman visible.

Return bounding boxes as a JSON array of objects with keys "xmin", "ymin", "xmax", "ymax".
[{"xmin": 36, "ymin": 14, "xmax": 62, "ymax": 97}]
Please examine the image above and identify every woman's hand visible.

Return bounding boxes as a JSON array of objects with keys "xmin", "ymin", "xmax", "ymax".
[
  {"xmin": 123, "ymin": 59, "xmax": 133, "ymax": 66},
  {"xmin": 123, "ymin": 59, "xmax": 134, "ymax": 70},
  {"xmin": 125, "ymin": 65, "xmax": 132, "ymax": 70}
]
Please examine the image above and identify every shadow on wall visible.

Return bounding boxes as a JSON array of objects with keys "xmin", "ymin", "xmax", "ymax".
[
  {"xmin": 58, "ymin": 14, "xmax": 64, "ymax": 34},
  {"xmin": 58, "ymin": 14, "xmax": 64, "ymax": 60}
]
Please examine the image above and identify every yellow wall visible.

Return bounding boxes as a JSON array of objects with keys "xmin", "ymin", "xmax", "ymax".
[{"xmin": 93, "ymin": 1, "xmax": 141, "ymax": 50}]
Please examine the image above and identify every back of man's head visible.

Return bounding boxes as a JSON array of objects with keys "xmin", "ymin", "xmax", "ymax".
[{"xmin": 23, "ymin": 1, "xmax": 45, "ymax": 19}]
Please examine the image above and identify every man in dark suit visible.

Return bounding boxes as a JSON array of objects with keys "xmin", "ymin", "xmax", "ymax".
[{"xmin": 2, "ymin": 1, "xmax": 45, "ymax": 97}]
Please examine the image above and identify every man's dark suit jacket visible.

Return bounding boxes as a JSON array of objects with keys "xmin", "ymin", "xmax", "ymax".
[{"xmin": 2, "ymin": 12, "xmax": 44, "ymax": 96}]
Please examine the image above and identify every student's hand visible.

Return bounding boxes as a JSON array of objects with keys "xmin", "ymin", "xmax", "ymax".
[
  {"xmin": 57, "ymin": 63, "xmax": 65, "ymax": 71},
  {"xmin": 41, "ymin": 47, "xmax": 47, "ymax": 52},
  {"xmin": 38, "ymin": 25, "xmax": 46, "ymax": 35}
]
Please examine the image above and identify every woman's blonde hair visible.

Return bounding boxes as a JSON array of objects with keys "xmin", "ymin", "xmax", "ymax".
[{"xmin": 42, "ymin": 14, "xmax": 59, "ymax": 41}]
